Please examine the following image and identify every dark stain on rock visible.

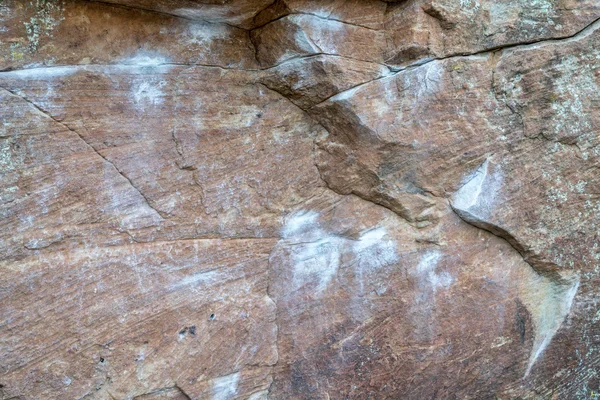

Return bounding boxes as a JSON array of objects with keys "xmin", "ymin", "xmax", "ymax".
[{"xmin": 515, "ymin": 299, "xmax": 529, "ymax": 345}]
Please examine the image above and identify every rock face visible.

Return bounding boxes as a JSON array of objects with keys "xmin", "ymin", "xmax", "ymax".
[{"xmin": 1, "ymin": 1, "xmax": 600, "ymax": 399}]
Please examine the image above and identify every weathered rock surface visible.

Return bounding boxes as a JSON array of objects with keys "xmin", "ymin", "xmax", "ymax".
[{"xmin": 1, "ymin": 1, "xmax": 600, "ymax": 399}]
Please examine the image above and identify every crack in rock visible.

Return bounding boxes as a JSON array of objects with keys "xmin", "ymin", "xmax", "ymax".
[
  {"xmin": 450, "ymin": 158, "xmax": 580, "ymax": 377},
  {"xmin": 0, "ymin": 86, "xmax": 167, "ymax": 220}
]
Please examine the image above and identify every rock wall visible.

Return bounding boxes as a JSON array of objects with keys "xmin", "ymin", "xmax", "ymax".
[{"xmin": 1, "ymin": 1, "xmax": 600, "ymax": 399}]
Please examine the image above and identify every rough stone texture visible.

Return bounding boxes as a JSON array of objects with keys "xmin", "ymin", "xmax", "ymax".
[
  {"xmin": 385, "ymin": 0, "xmax": 600, "ymax": 66},
  {"xmin": 1, "ymin": 1, "xmax": 600, "ymax": 399}
]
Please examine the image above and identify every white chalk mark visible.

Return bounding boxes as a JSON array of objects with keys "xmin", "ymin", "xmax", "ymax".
[
  {"xmin": 523, "ymin": 273, "xmax": 579, "ymax": 376},
  {"xmin": 212, "ymin": 372, "xmax": 240, "ymax": 400},
  {"xmin": 416, "ymin": 250, "xmax": 453, "ymax": 293},
  {"xmin": 281, "ymin": 211, "xmax": 399, "ymax": 294},
  {"xmin": 172, "ymin": 270, "xmax": 219, "ymax": 288},
  {"xmin": 452, "ymin": 159, "xmax": 504, "ymax": 220}
]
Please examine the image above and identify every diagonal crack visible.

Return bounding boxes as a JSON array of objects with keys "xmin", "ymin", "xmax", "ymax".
[
  {"xmin": 258, "ymin": 82, "xmax": 421, "ymax": 227},
  {"xmin": 257, "ymin": 11, "xmax": 600, "ymax": 282},
  {"xmin": 311, "ymin": 15, "xmax": 600, "ymax": 108},
  {"xmin": 449, "ymin": 202, "xmax": 563, "ymax": 281},
  {"xmin": 448, "ymin": 195, "xmax": 580, "ymax": 378},
  {"xmin": 251, "ymin": 10, "xmax": 384, "ymax": 32},
  {"xmin": 0, "ymin": 86, "xmax": 167, "ymax": 220},
  {"xmin": 258, "ymin": 14, "xmax": 600, "ymax": 234}
]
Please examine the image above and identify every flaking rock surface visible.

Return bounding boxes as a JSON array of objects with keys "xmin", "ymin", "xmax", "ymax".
[{"xmin": 1, "ymin": 1, "xmax": 600, "ymax": 399}]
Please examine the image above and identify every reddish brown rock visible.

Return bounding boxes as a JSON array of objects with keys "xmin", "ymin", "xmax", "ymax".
[
  {"xmin": 251, "ymin": 14, "xmax": 386, "ymax": 68},
  {"xmin": 259, "ymin": 55, "xmax": 390, "ymax": 109},
  {"xmin": 1, "ymin": 239, "xmax": 277, "ymax": 399},
  {"xmin": 1, "ymin": 1, "xmax": 600, "ymax": 399},
  {"xmin": 85, "ymin": 0, "xmax": 273, "ymax": 27},
  {"xmin": 385, "ymin": 0, "xmax": 600, "ymax": 66},
  {"xmin": 267, "ymin": 192, "xmax": 573, "ymax": 399},
  {"xmin": 0, "ymin": 0, "xmax": 258, "ymax": 72}
]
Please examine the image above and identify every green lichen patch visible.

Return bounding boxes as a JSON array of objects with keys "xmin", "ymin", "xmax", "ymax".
[{"xmin": 23, "ymin": 0, "xmax": 64, "ymax": 53}]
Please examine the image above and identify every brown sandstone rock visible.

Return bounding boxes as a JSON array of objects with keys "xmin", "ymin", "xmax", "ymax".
[
  {"xmin": 250, "ymin": 14, "xmax": 386, "ymax": 67},
  {"xmin": 259, "ymin": 55, "xmax": 389, "ymax": 109},
  {"xmin": 1, "ymin": 1, "xmax": 600, "ymax": 399},
  {"xmin": 0, "ymin": 0, "xmax": 258, "ymax": 72},
  {"xmin": 85, "ymin": 0, "xmax": 274, "ymax": 27},
  {"xmin": 385, "ymin": 0, "xmax": 600, "ymax": 66}
]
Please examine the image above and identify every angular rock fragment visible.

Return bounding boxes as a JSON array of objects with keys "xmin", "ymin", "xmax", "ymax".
[{"xmin": 260, "ymin": 55, "xmax": 390, "ymax": 109}]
